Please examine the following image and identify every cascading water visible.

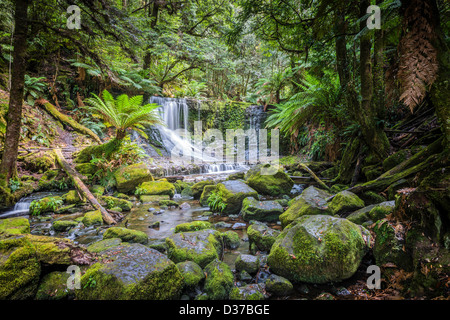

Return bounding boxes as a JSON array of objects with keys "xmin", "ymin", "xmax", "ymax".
[{"xmin": 0, "ymin": 192, "xmax": 56, "ymax": 219}]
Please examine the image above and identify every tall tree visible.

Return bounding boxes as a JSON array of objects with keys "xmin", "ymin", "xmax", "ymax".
[{"xmin": 0, "ymin": 0, "xmax": 30, "ymax": 183}]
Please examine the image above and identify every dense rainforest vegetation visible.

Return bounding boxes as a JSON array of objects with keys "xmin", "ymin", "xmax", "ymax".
[{"xmin": 0, "ymin": 0, "xmax": 448, "ymax": 302}]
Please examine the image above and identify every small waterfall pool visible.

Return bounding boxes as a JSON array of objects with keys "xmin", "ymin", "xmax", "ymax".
[{"xmin": 0, "ymin": 192, "xmax": 59, "ymax": 219}]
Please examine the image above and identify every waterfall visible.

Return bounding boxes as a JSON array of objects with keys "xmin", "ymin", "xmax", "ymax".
[{"xmin": 0, "ymin": 192, "xmax": 54, "ymax": 219}]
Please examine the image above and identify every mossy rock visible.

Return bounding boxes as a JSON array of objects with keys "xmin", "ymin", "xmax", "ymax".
[
  {"xmin": 114, "ymin": 163, "xmax": 154, "ymax": 193},
  {"xmin": 29, "ymin": 196, "xmax": 63, "ymax": 216},
  {"xmin": 229, "ymin": 284, "xmax": 265, "ymax": 300},
  {"xmin": 265, "ymin": 274, "xmax": 293, "ymax": 296},
  {"xmin": 62, "ymin": 190, "xmax": 83, "ymax": 204},
  {"xmin": 136, "ymin": 181, "xmax": 176, "ymax": 199},
  {"xmin": 0, "ymin": 236, "xmax": 41, "ymax": 299},
  {"xmin": 362, "ymin": 165, "xmax": 383, "ymax": 181},
  {"xmin": 103, "ymin": 227, "xmax": 148, "ymax": 245},
  {"xmin": 241, "ymin": 197, "xmax": 284, "ymax": 222},
  {"xmin": 329, "ymin": 184, "xmax": 349, "ymax": 194},
  {"xmin": 247, "ymin": 221, "xmax": 280, "ymax": 253},
  {"xmin": 0, "ymin": 217, "xmax": 30, "ymax": 235},
  {"xmin": 222, "ymin": 230, "xmax": 240, "ymax": 249},
  {"xmin": 101, "ymin": 196, "xmax": 132, "ymax": 211},
  {"xmin": 21, "ymin": 151, "xmax": 55, "ymax": 173},
  {"xmin": 267, "ymin": 215, "xmax": 372, "ymax": 283},
  {"xmin": 165, "ymin": 229, "xmax": 223, "ymax": 268},
  {"xmin": 74, "ymin": 163, "xmax": 96, "ymax": 176},
  {"xmin": 140, "ymin": 194, "xmax": 170, "ymax": 203},
  {"xmin": 90, "ymin": 185, "xmax": 105, "ymax": 196},
  {"xmin": 373, "ymin": 219, "xmax": 412, "ymax": 270},
  {"xmin": 279, "ymin": 186, "xmax": 332, "ymax": 228},
  {"xmin": 191, "ymin": 180, "xmax": 215, "ymax": 199},
  {"xmin": 52, "ymin": 220, "xmax": 79, "ymax": 232},
  {"xmin": 235, "ymin": 254, "xmax": 260, "ymax": 274},
  {"xmin": 176, "ymin": 261, "xmax": 205, "ymax": 289},
  {"xmin": 174, "ymin": 221, "xmax": 212, "ymax": 233},
  {"xmin": 215, "ymin": 180, "xmax": 259, "ymax": 215},
  {"xmin": 74, "ymin": 139, "xmax": 122, "ymax": 163},
  {"xmin": 199, "ymin": 184, "xmax": 217, "ymax": 206},
  {"xmin": 37, "ymin": 169, "xmax": 60, "ymax": 191},
  {"xmin": 35, "ymin": 271, "xmax": 72, "ymax": 300},
  {"xmin": 383, "ymin": 150, "xmax": 408, "ymax": 171},
  {"xmin": 328, "ymin": 190, "xmax": 365, "ymax": 215},
  {"xmin": 82, "ymin": 210, "xmax": 103, "ymax": 227},
  {"xmin": 227, "ymin": 172, "xmax": 245, "ymax": 180},
  {"xmin": 203, "ymin": 258, "xmax": 234, "ymax": 300},
  {"xmin": 159, "ymin": 199, "xmax": 179, "ymax": 207},
  {"xmin": 245, "ymin": 164, "xmax": 294, "ymax": 196},
  {"xmin": 87, "ymin": 238, "xmax": 122, "ymax": 253},
  {"xmin": 76, "ymin": 243, "xmax": 183, "ymax": 300},
  {"xmin": 360, "ymin": 191, "xmax": 386, "ymax": 205}
]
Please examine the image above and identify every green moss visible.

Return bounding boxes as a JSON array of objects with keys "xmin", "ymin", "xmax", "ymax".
[
  {"xmin": 229, "ymin": 285, "xmax": 265, "ymax": 300},
  {"xmin": 0, "ymin": 217, "xmax": 30, "ymax": 235},
  {"xmin": 199, "ymin": 184, "xmax": 216, "ymax": 206},
  {"xmin": 328, "ymin": 190, "xmax": 365, "ymax": 215},
  {"xmin": 159, "ymin": 199, "xmax": 179, "ymax": 207},
  {"xmin": 52, "ymin": 220, "xmax": 79, "ymax": 232},
  {"xmin": 62, "ymin": 190, "xmax": 83, "ymax": 204},
  {"xmin": 74, "ymin": 139, "xmax": 122, "ymax": 163},
  {"xmin": 203, "ymin": 258, "xmax": 234, "ymax": 300},
  {"xmin": 241, "ymin": 197, "xmax": 284, "ymax": 222},
  {"xmin": 136, "ymin": 181, "xmax": 176, "ymax": 199},
  {"xmin": 21, "ymin": 151, "xmax": 55, "ymax": 173},
  {"xmin": 247, "ymin": 222, "xmax": 280, "ymax": 253},
  {"xmin": 176, "ymin": 261, "xmax": 205, "ymax": 288},
  {"xmin": 90, "ymin": 185, "xmax": 105, "ymax": 196},
  {"xmin": 74, "ymin": 163, "xmax": 96, "ymax": 176},
  {"xmin": 174, "ymin": 221, "xmax": 212, "ymax": 233},
  {"xmin": 222, "ymin": 230, "xmax": 240, "ymax": 249},
  {"xmin": 103, "ymin": 227, "xmax": 148, "ymax": 244},
  {"xmin": 245, "ymin": 164, "xmax": 294, "ymax": 196},
  {"xmin": 215, "ymin": 180, "xmax": 258, "ymax": 215},
  {"xmin": 35, "ymin": 271, "xmax": 72, "ymax": 300},
  {"xmin": 29, "ymin": 196, "xmax": 63, "ymax": 216},
  {"xmin": 101, "ymin": 196, "xmax": 132, "ymax": 211},
  {"xmin": 87, "ymin": 238, "xmax": 122, "ymax": 253},
  {"xmin": 82, "ymin": 210, "xmax": 103, "ymax": 227},
  {"xmin": 191, "ymin": 180, "xmax": 215, "ymax": 199},
  {"xmin": 114, "ymin": 163, "xmax": 154, "ymax": 193},
  {"xmin": 383, "ymin": 150, "xmax": 408, "ymax": 171}
]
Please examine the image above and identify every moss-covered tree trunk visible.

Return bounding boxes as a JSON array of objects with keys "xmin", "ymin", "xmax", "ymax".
[{"xmin": 0, "ymin": 0, "xmax": 30, "ymax": 183}]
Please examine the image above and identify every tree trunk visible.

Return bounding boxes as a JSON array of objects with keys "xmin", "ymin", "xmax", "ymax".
[
  {"xmin": 373, "ymin": 0, "xmax": 385, "ymax": 120},
  {"xmin": 54, "ymin": 149, "xmax": 116, "ymax": 225},
  {"xmin": 0, "ymin": 0, "xmax": 30, "ymax": 183},
  {"xmin": 143, "ymin": 1, "xmax": 160, "ymax": 102}
]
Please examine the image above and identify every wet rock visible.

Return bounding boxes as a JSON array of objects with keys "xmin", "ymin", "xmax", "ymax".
[
  {"xmin": 241, "ymin": 197, "xmax": 284, "ymax": 222},
  {"xmin": 232, "ymin": 222, "xmax": 247, "ymax": 230},
  {"xmin": 176, "ymin": 261, "xmax": 205, "ymax": 289},
  {"xmin": 214, "ymin": 221, "xmax": 233, "ymax": 229},
  {"xmin": 235, "ymin": 254, "xmax": 260, "ymax": 274},
  {"xmin": 35, "ymin": 271, "xmax": 72, "ymax": 300},
  {"xmin": 103, "ymin": 227, "xmax": 149, "ymax": 244},
  {"xmin": 279, "ymin": 186, "xmax": 332, "ymax": 228},
  {"xmin": 215, "ymin": 180, "xmax": 258, "ymax": 215},
  {"xmin": 265, "ymin": 274, "xmax": 293, "ymax": 296},
  {"xmin": 76, "ymin": 243, "xmax": 183, "ymax": 300},
  {"xmin": 203, "ymin": 258, "xmax": 234, "ymax": 300},
  {"xmin": 229, "ymin": 284, "xmax": 265, "ymax": 300},
  {"xmin": 192, "ymin": 180, "xmax": 215, "ymax": 199},
  {"xmin": 148, "ymin": 207, "xmax": 156, "ymax": 212},
  {"xmin": 136, "ymin": 181, "xmax": 176, "ymax": 199},
  {"xmin": 101, "ymin": 196, "xmax": 133, "ymax": 212},
  {"xmin": 148, "ymin": 221, "xmax": 160, "ymax": 229},
  {"xmin": 114, "ymin": 162, "xmax": 154, "ymax": 193},
  {"xmin": 268, "ymin": 215, "xmax": 372, "ymax": 284},
  {"xmin": 238, "ymin": 270, "xmax": 253, "ymax": 282},
  {"xmin": 52, "ymin": 220, "xmax": 79, "ymax": 232},
  {"xmin": 327, "ymin": 190, "xmax": 365, "ymax": 215},
  {"xmin": 179, "ymin": 202, "xmax": 191, "ymax": 210},
  {"xmin": 245, "ymin": 163, "xmax": 294, "ymax": 197},
  {"xmin": 247, "ymin": 221, "xmax": 280, "ymax": 253},
  {"xmin": 174, "ymin": 221, "xmax": 212, "ymax": 233},
  {"xmin": 0, "ymin": 217, "xmax": 30, "ymax": 235},
  {"xmin": 165, "ymin": 229, "xmax": 223, "ymax": 268},
  {"xmin": 82, "ymin": 210, "xmax": 103, "ymax": 227},
  {"xmin": 87, "ymin": 238, "xmax": 122, "ymax": 253},
  {"xmin": 222, "ymin": 230, "xmax": 240, "ymax": 249},
  {"xmin": 346, "ymin": 201, "xmax": 395, "ymax": 225}
]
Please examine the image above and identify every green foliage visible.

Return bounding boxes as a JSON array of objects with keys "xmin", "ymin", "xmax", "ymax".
[
  {"xmin": 207, "ymin": 189, "xmax": 227, "ymax": 213},
  {"xmin": 8, "ymin": 178, "xmax": 20, "ymax": 192},
  {"xmin": 29, "ymin": 197, "xmax": 63, "ymax": 216},
  {"xmin": 24, "ymin": 75, "xmax": 47, "ymax": 106},
  {"xmin": 84, "ymin": 90, "xmax": 163, "ymax": 140}
]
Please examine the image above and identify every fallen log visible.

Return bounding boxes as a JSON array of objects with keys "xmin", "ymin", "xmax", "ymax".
[
  {"xmin": 36, "ymin": 99, "xmax": 102, "ymax": 144},
  {"xmin": 298, "ymin": 163, "xmax": 331, "ymax": 191},
  {"xmin": 54, "ymin": 149, "xmax": 116, "ymax": 225}
]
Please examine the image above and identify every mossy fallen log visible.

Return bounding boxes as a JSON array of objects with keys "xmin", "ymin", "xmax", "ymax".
[
  {"xmin": 36, "ymin": 99, "xmax": 102, "ymax": 144},
  {"xmin": 299, "ymin": 163, "xmax": 331, "ymax": 192},
  {"xmin": 54, "ymin": 149, "xmax": 116, "ymax": 225}
]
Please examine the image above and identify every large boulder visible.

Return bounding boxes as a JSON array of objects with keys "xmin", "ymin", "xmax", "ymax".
[
  {"xmin": 176, "ymin": 261, "xmax": 205, "ymax": 289},
  {"xmin": 247, "ymin": 222, "xmax": 280, "ymax": 253},
  {"xmin": 279, "ymin": 186, "xmax": 332, "ymax": 228},
  {"xmin": 76, "ymin": 243, "xmax": 183, "ymax": 300},
  {"xmin": 267, "ymin": 215, "xmax": 371, "ymax": 284},
  {"xmin": 241, "ymin": 197, "xmax": 284, "ymax": 222},
  {"xmin": 215, "ymin": 180, "xmax": 258, "ymax": 215},
  {"xmin": 328, "ymin": 190, "xmax": 365, "ymax": 215},
  {"xmin": 136, "ymin": 180, "xmax": 176, "ymax": 199},
  {"xmin": 114, "ymin": 163, "xmax": 154, "ymax": 193},
  {"xmin": 165, "ymin": 229, "xmax": 223, "ymax": 268},
  {"xmin": 203, "ymin": 258, "xmax": 234, "ymax": 300},
  {"xmin": 346, "ymin": 201, "xmax": 395, "ymax": 225},
  {"xmin": 192, "ymin": 180, "xmax": 215, "ymax": 199},
  {"xmin": 245, "ymin": 164, "xmax": 294, "ymax": 196}
]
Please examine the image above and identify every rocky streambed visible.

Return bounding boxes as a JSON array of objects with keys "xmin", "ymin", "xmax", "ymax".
[{"xmin": 0, "ymin": 163, "xmax": 448, "ymax": 301}]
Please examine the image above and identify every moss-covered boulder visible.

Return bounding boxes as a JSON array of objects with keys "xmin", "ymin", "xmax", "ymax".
[
  {"xmin": 76, "ymin": 243, "xmax": 183, "ymax": 300},
  {"xmin": 191, "ymin": 180, "xmax": 215, "ymax": 199},
  {"xmin": 0, "ymin": 217, "xmax": 30, "ymax": 235},
  {"xmin": 267, "ymin": 215, "xmax": 372, "ymax": 283},
  {"xmin": 229, "ymin": 284, "xmax": 265, "ymax": 300},
  {"xmin": 265, "ymin": 274, "xmax": 293, "ymax": 296},
  {"xmin": 165, "ymin": 229, "xmax": 223, "ymax": 268},
  {"xmin": 35, "ymin": 271, "xmax": 72, "ymax": 300},
  {"xmin": 222, "ymin": 230, "xmax": 240, "ymax": 249},
  {"xmin": 82, "ymin": 210, "xmax": 103, "ymax": 227},
  {"xmin": 21, "ymin": 151, "xmax": 55, "ymax": 173},
  {"xmin": 383, "ymin": 150, "xmax": 408, "ymax": 171},
  {"xmin": 328, "ymin": 190, "xmax": 365, "ymax": 215},
  {"xmin": 203, "ymin": 258, "xmax": 234, "ymax": 300},
  {"xmin": 52, "ymin": 220, "xmax": 79, "ymax": 232},
  {"xmin": 245, "ymin": 164, "xmax": 294, "ymax": 196},
  {"xmin": 103, "ymin": 227, "xmax": 148, "ymax": 245},
  {"xmin": 159, "ymin": 199, "xmax": 179, "ymax": 207},
  {"xmin": 136, "ymin": 180, "xmax": 176, "ymax": 199},
  {"xmin": 90, "ymin": 185, "xmax": 105, "ymax": 196},
  {"xmin": 279, "ymin": 186, "xmax": 332, "ymax": 228},
  {"xmin": 101, "ymin": 196, "xmax": 133, "ymax": 211},
  {"xmin": 199, "ymin": 184, "xmax": 217, "ymax": 206},
  {"xmin": 215, "ymin": 180, "xmax": 259, "ymax": 215},
  {"xmin": 140, "ymin": 194, "xmax": 170, "ymax": 203},
  {"xmin": 241, "ymin": 197, "xmax": 284, "ymax": 222},
  {"xmin": 114, "ymin": 163, "xmax": 154, "ymax": 193},
  {"xmin": 29, "ymin": 196, "xmax": 63, "ymax": 216},
  {"xmin": 87, "ymin": 238, "xmax": 122, "ymax": 253},
  {"xmin": 174, "ymin": 221, "xmax": 212, "ymax": 233},
  {"xmin": 176, "ymin": 261, "xmax": 205, "ymax": 289},
  {"xmin": 0, "ymin": 236, "xmax": 41, "ymax": 299},
  {"xmin": 62, "ymin": 190, "xmax": 83, "ymax": 204},
  {"xmin": 235, "ymin": 254, "xmax": 260, "ymax": 274},
  {"xmin": 247, "ymin": 222, "xmax": 280, "ymax": 253},
  {"xmin": 373, "ymin": 219, "xmax": 412, "ymax": 270}
]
